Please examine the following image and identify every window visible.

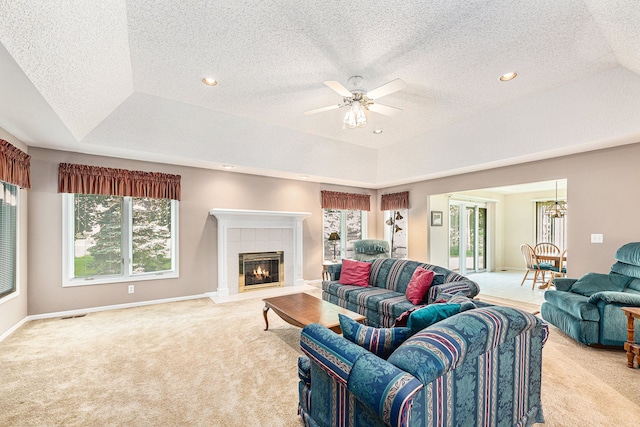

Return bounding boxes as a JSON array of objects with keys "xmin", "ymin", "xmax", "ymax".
[
  {"xmin": 384, "ymin": 209, "xmax": 408, "ymax": 258},
  {"xmin": 63, "ymin": 194, "xmax": 178, "ymax": 286},
  {"xmin": 535, "ymin": 201, "xmax": 566, "ymax": 249},
  {"xmin": 0, "ymin": 181, "xmax": 18, "ymax": 300},
  {"xmin": 322, "ymin": 209, "xmax": 367, "ymax": 262}
]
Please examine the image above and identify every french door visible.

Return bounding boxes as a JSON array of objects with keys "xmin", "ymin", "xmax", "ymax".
[{"xmin": 449, "ymin": 201, "xmax": 486, "ymax": 274}]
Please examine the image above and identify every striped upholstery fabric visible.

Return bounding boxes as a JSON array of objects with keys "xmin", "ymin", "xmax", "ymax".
[
  {"xmin": 322, "ymin": 258, "xmax": 480, "ymax": 327},
  {"xmin": 298, "ymin": 306, "xmax": 548, "ymax": 427}
]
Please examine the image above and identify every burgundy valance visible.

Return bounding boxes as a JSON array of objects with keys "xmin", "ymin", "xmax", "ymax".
[
  {"xmin": 321, "ymin": 190, "xmax": 370, "ymax": 211},
  {"xmin": 381, "ymin": 191, "xmax": 409, "ymax": 211},
  {"xmin": 58, "ymin": 163, "xmax": 181, "ymax": 200},
  {"xmin": 0, "ymin": 139, "xmax": 31, "ymax": 189}
]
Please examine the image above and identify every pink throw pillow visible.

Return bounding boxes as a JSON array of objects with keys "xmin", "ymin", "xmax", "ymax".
[
  {"xmin": 339, "ymin": 259, "xmax": 371, "ymax": 287},
  {"xmin": 405, "ymin": 267, "xmax": 435, "ymax": 304}
]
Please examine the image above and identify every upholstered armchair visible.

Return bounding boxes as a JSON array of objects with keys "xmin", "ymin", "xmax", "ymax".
[
  {"xmin": 351, "ymin": 239, "xmax": 389, "ymax": 261},
  {"xmin": 541, "ymin": 242, "xmax": 640, "ymax": 346}
]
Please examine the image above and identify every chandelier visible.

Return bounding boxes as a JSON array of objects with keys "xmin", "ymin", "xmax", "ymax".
[{"xmin": 545, "ymin": 181, "xmax": 567, "ymax": 218}]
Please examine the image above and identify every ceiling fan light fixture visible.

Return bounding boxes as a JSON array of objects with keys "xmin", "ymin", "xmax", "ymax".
[{"xmin": 343, "ymin": 101, "xmax": 367, "ymax": 129}]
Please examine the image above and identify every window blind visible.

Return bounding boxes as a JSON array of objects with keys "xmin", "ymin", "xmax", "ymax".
[{"xmin": 0, "ymin": 181, "xmax": 17, "ymax": 299}]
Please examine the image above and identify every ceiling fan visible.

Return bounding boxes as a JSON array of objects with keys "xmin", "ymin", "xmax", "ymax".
[{"xmin": 304, "ymin": 76, "xmax": 406, "ymax": 129}]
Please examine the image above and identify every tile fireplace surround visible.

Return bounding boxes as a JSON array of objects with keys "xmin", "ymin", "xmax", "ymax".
[{"xmin": 209, "ymin": 209, "xmax": 311, "ymax": 297}]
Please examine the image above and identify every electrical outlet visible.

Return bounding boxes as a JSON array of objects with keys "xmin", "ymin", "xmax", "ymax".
[
  {"xmin": 128, "ymin": 285, "xmax": 134, "ymax": 294},
  {"xmin": 591, "ymin": 234, "xmax": 604, "ymax": 243}
]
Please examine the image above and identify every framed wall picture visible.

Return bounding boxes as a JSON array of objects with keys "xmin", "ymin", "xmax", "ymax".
[{"xmin": 431, "ymin": 211, "xmax": 443, "ymax": 227}]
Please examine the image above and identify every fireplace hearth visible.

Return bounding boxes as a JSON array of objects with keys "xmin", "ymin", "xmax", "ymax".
[{"xmin": 239, "ymin": 251, "xmax": 284, "ymax": 292}]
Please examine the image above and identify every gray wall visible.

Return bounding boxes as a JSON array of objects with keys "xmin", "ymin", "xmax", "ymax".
[
  {"xmin": 3, "ymin": 139, "xmax": 640, "ymax": 328},
  {"xmin": 378, "ymin": 142, "xmax": 640, "ymax": 278},
  {"xmin": 26, "ymin": 147, "xmax": 378, "ymax": 315}
]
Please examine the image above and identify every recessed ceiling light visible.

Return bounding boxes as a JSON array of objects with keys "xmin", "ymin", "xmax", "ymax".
[
  {"xmin": 300, "ymin": 175, "xmax": 309, "ymax": 180},
  {"xmin": 221, "ymin": 164, "xmax": 234, "ymax": 169},
  {"xmin": 202, "ymin": 77, "xmax": 218, "ymax": 86},
  {"xmin": 499, "ymin": 72, "xmax": 517, "ymax": 82},
  {"xmin": 373, "ymin": 129, "xmax": 383, "ymax": 134}
]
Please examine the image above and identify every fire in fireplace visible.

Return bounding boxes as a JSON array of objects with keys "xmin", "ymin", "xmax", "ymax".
[{"xmin": 238, "ymin": 251, "xmax": 284, "ymax": 292}]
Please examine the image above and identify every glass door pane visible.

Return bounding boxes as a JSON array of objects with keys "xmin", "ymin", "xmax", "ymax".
[
  {"xmin": 449, "ymin": 204, "xmax": 460, "ymax": 272},
  {"xmin": 465, "ymin": 206, "xmax": 476, "ymax": 271},
  {"xmin": 478, "ymin": 208, "xmax": 487, "ymax": 270},
  {"xmin": 449, "ymin": 201, "xmax": 487, "ymax": 274}
]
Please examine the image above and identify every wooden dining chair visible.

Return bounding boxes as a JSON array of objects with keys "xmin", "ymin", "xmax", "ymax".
[
  {"xmin": 520, "ymin": 243, "xmax": 552, "ymax": 289},
  {"xmin": 547, "ymin": 249, "xmax": 568, "ymax": 287},
  {"xmin": 534, "ymin": 242, "xmax": 560, "ymax": 257}
]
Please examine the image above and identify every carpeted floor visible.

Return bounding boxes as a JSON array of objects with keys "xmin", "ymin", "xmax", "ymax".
[{"xmin": 0, "ymin": 293, "xmax": 638, "ymax": 426}]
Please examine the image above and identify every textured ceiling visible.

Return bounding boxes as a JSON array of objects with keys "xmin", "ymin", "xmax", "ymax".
[{"xmin": 1, "ymin": 0, "xmax": 640, "ymax": 188}]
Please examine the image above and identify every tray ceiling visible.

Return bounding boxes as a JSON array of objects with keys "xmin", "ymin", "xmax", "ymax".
[{"xmin": 1, "ymin": 0, "xmax": 640, "ymax": 188}]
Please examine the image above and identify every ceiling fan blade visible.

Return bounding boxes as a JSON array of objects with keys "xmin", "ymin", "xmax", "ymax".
[
  {"xmin": 324, "ymin": 81, "xmax": 353, "ymax": 97},
  {"xmin": 366, "ymin": 78, "xmax": 406, "ymax": 100},
  {"xmin": 304, "ymin": 104, "xmax": 342, "ymax": 115},
  {"xmin": 367, "ymin": 103, "xmax": 403, "ymax": 116}
]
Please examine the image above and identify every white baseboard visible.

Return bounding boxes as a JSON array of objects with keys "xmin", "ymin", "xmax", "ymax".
[
  {"xmin": 0, "ymin": 316, "xmax": 29, "ymax": 343},
  {"xmin": 27, "ymin": 293, "xmax": 211, "ymax": 321}
]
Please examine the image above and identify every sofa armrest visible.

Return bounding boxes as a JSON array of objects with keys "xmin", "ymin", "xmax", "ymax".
[
  {"xmin": 301, "ymin": 323, "xmax": 423, "ymax": 427},
  {"xmin": 587, "ymin": 291, "xmax": 640, "ymax": 306},
  {"xmin": 552, "ymin": 278, "xmax": 577, "ymax": 291},
  {"xmin": 298, "ymin": 356, "xmax": 311, "ymax": 385},
  {"xmin": 300, "ymin": 323, "xmax": 367, "ymax": 386},
  {"xmin": 429, "ymin": 279, "xmax": 480, "ymax": 302},
  {"xmin": 325, "ymin": 263, "xmax": 342, "ymax": 281},
  {"xmin": 348, "ymin": 352, "xmax": 423, "ymax": 427}
]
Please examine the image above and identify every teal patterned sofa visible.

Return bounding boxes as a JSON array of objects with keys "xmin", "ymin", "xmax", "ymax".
[
  {"xmin": 298, "ymin": 305, "xmax": 548, "ymax": 427},
  {"xmin": 541, "ymin": 242, "xmax": 640, "ymax": 346},
  {"xmin": 323, "ymin": 258, "xmax": 480, "ymax": 327}
]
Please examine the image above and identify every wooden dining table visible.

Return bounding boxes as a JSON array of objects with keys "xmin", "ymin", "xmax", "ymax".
[{"xmin": 536, "ymin": 253, "xmax": 566, "ymax": 289}]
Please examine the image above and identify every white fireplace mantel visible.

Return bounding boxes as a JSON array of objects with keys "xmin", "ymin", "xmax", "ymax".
[{"xmin": 209, "ymin": 209, "xmax": 311, "ymax": 297}]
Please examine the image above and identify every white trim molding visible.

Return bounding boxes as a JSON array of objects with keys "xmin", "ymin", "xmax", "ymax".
[{"xmin": 209, "ymin": 209, "xmax": 311, "ymax": 297}]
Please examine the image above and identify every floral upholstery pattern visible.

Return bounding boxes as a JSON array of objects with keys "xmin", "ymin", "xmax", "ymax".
[
  {"xmin": 298, "ymin": 306, "xmax": 548, "ymax": 427},
  {"xmin": 323, "ymin": 258, "xmax": 480, "ymax": 327}
]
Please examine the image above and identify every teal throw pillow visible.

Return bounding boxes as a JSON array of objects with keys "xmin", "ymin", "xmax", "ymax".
[
  {"xmin": 338, "ymin": 314, "xmax": 412, "ymax": 359},
  {"xmin": 406, "ymin": 303, "xmax": 461, "ymax": 334},
  {"xmin": 570, "ymin": 272, "xmax": 627, "ymax": 297}
]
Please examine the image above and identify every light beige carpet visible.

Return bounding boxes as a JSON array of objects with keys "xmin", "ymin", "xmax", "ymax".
[{"xmin": 0, "ymin": 294, "xmax": 638, "ymax": 426}]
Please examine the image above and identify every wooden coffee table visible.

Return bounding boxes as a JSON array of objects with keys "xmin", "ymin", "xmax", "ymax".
[{"xmin": 263, "ymin": 292, "xmax": 365, "ymax": 334}]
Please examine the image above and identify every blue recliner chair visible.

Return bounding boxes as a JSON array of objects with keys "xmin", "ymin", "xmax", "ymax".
[
  {"xmin": 351, "ymin": 239, "xmax": 389, "ymax": 261},
  {"xmin": 541, "ymin": 242, "xmax": 640, "ymax": 346}
]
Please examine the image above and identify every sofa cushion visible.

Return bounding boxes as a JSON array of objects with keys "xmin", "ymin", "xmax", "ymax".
[
  {"xmin": 406, "ymin": 303, "xmax": 461, "ymax": 333},
  {"xmin": 368, "ymin": 258, "xmax": 424, "ymax": 292},
  {"xmin": 339, "ymin": 314, "xmax": 412, "ymax": 359},
  {"xmin": 570, "ymin": 272, "xmax": 627, "ymax": 296},
  {"xmin": 339, "ymin": 259, "xmax": 371, "ymax": 287},
  {"xmin": 543, "ymin": 290, "xmax": 600, "ymax": 321},
  {"xmin": 405, "ymin": 267, "xmax": 435, "ymax": 304}
]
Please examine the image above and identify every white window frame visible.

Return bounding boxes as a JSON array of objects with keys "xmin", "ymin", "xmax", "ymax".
[
  {"xmin": 322, "ymin": 209, "xmax": 367, "ymax": 261},
  {"xmin": 0, "ymin": 182, "xmax": 20, "ymax": 305},
  {"xmin": 62, "ymin": 193, "xmax": 179, "ymax": 287}
]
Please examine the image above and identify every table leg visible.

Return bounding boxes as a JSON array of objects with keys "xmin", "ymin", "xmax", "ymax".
[
  {"xmin": 626, "ymin": 313, "xmax": 635, "ymax": 368},
  {"xmin": 263, "ymin": 305, "xmax": 270, "ymax": 331}
]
